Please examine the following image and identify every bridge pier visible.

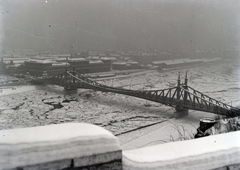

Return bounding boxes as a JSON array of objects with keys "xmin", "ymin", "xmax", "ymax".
[
  {"xmin": 64, "ymin": 86, "xmax": 78, "ymax": 90},
  {"xmin": 64, "ymin": 86, "xmax": 78, "ymax": 96},
  {"xmin": 174, "ymin": 72, "xmax": 189, "ymax": 118},
  {"xmin": 63, "ymin": 67, "xmax": 78, "ymax": 92},
  {"xmin": 63, "ymin": 87, "xmax": 78, "ymax": 96},
  {"xmin": 174, "ymin": 107, "xmax": 189, "ymax": 118}
]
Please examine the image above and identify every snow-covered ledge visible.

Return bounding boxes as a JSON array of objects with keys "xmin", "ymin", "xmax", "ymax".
[
  {"xmin": 123, "ymin": 131, "xmax": 240, "ymax": 170},
  {"xmin": 0, "ymin": 123, "xmax": 122, "ymax": 170}
]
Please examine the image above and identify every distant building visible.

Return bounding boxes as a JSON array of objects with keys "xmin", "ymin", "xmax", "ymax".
[
  {"xmin": 23, "ymin": 57, "xmax": 115, "ymax": 76},
  {"xmin": 48, "ymin": 63, "xmax": 70, "ymax": 76},
  {"xmin": 152, "ymin": 57, "xmax": 222, "ymax": 70},
  {"xmin": 67, "ymin": 58, "xmax": 89, "ymax": 73},
  {"xmin": 24, "ymin": 59, "xmax": 56, "ymax": 76},
  {"xmin": 130, "ymin": 53, "xmax": 156, "ymax": 64},
  {"xmin": 112, "ymin": 62, "xmax": 127, "ymax": 70},
  {"xmin": 202, "ymin": 57, "xmax": 222, "ymax": 63},
  {"xmin": 2, "ymin": 57, "xmax": 29, "ymax": 64},
  {"xmin": 89, "ymin": 60, "xmax": 105, "ymax": 73},
  {"xmin": 112, "ymin": 61, "xmax": 142, "ymax": 70},
  {"xmin": 152, "ymin": 58, "xmax": 189, "ymax": 69},
  {"xmin": 183, "ymin": 58, "xmax": 203, "ymax": 66}
]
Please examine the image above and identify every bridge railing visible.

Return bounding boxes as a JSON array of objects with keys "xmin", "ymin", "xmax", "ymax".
[
  {"xmin": 186, "ymin": 86, "xmax": 235, "ymax": 109},
  {"xmin": 69, "ymin": 71, "xmax": 180, "ymax": 95},
  {"xmin": 68, "ymin": 71, "xmax": 169, "ymax": 94},
  {"xmin": 33, "ymin": 71, "xmax": 240, "ymax": 117},
  {"xmin": 179, "ymin": 86, "xmax": 240, "ymax": 117}
]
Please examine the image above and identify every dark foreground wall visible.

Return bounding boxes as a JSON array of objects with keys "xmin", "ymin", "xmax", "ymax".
[{"xmin": 12, "ymin": 151, "xmax": 122, "ymax": 170}]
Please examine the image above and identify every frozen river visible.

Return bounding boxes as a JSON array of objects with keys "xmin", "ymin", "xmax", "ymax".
[{"xmin": 1, "ymin": 60, "xmax": 240, "ymax": 150}]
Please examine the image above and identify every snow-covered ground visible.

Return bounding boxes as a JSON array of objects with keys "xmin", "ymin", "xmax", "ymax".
[{"xmin": 0, "ymin": 60, "xmax": 239, "ymax": 150}]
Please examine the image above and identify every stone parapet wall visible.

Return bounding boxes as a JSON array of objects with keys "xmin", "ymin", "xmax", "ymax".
[
  {"xmin": 9, "ymin": 155, "xmax": 121, "ymax": 170},
  {"xmin": 123, "ymin": 131, "xmax": 240, "ymax": 170},
  {"xmin": 64, "ymin": 160, "xmax": 122, "ymax": 170},
  {"xmin": 0, "ymin": 123, "xmax": 121, "ymax": 170},
  {"xmin": 0, "ymin": 123, "xmax": 240, "ymax": 170}
]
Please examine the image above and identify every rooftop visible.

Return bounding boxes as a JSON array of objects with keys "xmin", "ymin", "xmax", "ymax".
[
  {"xmin": 68, "ymin": 58, "xmax": 87, "ymax": 62},
  {"xmin": 89, "ymin": 60, "xmax": 104, "ymax": 64},
  {"xmin": 26, "ymin": 59, "xmax": 56, "ymax": 64}
]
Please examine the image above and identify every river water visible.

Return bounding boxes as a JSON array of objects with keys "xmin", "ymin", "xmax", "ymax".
[{"xmin": 0, "ymin": 60, "xmax": 240, "ymax": 149}]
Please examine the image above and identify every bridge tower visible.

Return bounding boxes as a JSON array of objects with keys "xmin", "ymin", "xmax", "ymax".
[
  {"xmin": 72, "ymin": 67, "xmax": 76, "ymax": 85},
  {"xmin": 174, "ymin": 72, "xmax": 189, "ymax": 118},
  {"xmin": 64, "ymin": 67, "xmax": 78, "ymax": 91},
  {"xmin": 183, "ymin": 71, "xmax": 188, "ymax": 104}
]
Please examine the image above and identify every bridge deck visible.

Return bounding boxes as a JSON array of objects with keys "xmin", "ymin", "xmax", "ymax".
[{"xmin": 31, "ymin": 71, "xmax": 240, "ymax": 118}]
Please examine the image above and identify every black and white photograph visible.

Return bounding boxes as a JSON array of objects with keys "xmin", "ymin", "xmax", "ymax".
[{"xmin": 0, "ymin": 0, "xmax": 240, "ymax": 170}]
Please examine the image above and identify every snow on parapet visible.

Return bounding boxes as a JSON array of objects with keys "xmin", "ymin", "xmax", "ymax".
[
  {"xmin": 0, "ymin": 123, "xmax": 121, "ymax": 170},
  {"xmin": 123, "ymin": 131, "xmax": 240, "ymax": 170}
]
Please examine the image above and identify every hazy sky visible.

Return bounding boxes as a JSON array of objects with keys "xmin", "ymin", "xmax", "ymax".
[{"xmin": 1, "ymin": 0, "xmax": 240, "ymax": 54}]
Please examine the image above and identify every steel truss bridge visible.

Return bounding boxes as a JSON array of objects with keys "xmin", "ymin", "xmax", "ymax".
[{"xmin": 31, "ymin": 69, "xmax": 240, "ymax": 118}]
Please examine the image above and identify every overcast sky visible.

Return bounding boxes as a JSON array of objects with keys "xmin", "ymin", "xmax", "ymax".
[{"xmin": 1, "ymin": 0, "xmax": 240, "ymax": 54}]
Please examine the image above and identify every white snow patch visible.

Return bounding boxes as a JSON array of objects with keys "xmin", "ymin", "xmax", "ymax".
[
  {"xmin": 0, "ymin": 123, "xmax": 120, "ymax": 170},
  {"xmin": 0, "ymin": 122, "xmax": 116, "ymax": 144},
  {"xmin": 0, "ymin": 85, "xmax": 36, "ymax": 96},
  {"xmin": 123, "ymin": 131, "xmax": 240, "ymax": 170}
]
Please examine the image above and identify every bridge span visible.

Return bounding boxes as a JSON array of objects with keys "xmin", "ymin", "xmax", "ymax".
[{"xmin": 31, "ymin": 69, "xmax": 240, "ymax": 118}]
